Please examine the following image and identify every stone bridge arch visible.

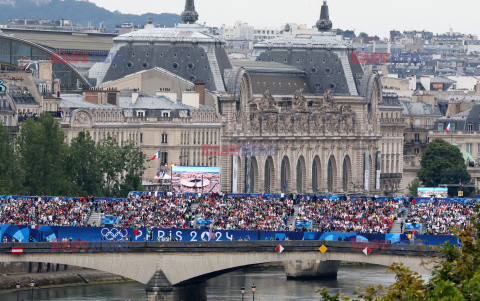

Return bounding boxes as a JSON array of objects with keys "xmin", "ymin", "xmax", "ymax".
[{"xmin": 0, "ymin": 241, "xmax": 437, "ymax": 300}]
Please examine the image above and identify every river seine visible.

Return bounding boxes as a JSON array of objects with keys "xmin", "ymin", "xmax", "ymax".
[{"xmin": 1, "ymin": 265, "xmax": 397, "ymax": 301}]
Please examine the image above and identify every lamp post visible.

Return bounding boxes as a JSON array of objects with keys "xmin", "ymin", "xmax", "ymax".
[
  {"xmin": 30, "ymin": 279, "xmax": 35, "ymax": 301},
  {"xmin": 251, "ymin": 284, "xmax": 256, "ymax": 301},
  {"xmin": 16, "ymin": 281, "xmax": 20, "ymax": 301},
  {"xmin": 241, "ymin": 286, "xmax": 245, "ymax": 301}
]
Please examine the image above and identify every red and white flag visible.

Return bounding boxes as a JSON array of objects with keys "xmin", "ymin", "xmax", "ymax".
[
  {"xmin": 363, "ymin": 247, "xmax": 371, "ymax": 256},
  {"xmin": 30, "ymin": 224, "xmax": 39, "ymax": 230},
  {"xmin": 11, "ymin": 247, "xmax": 23, "ymax": 255},
  {"xmin": 275, "ymin": 245, "xmax": 284, "ymax": 254}
]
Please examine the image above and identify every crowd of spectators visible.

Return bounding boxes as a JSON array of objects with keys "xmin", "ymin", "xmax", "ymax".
[
  {"xmin": 99, "ymin": 194, "xmax": 193, "ymax": 229},
  {"xmin": 405, "ymin": 200, "xmax": 477, "ymax": 235},
  {"xmin": 193, "ymin": 195, "xmax": 293, "ymax": 231},
  {"xmin": 295, "ymin": 197, "xmax": 398, "ymax": 234},
  {"xmin": 0, "ymin": 194, "xmax": 477, "ymax": 235},
  {"xmin": 0, "ymin": 197, "xmax": 92, "ymax": 226}
]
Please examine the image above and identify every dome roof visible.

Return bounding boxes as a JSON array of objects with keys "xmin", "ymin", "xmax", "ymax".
[
  {"xmin": 251, "ymin": 1, "xmax": 363, "ymax": 96},
  {"xmin": 114, "ymin": 24, "xmax": 223, "ymax": 45}
]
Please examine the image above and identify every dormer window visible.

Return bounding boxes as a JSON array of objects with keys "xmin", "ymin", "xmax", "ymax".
[
  {"xmin": 162, "ymin": 112, "xmax": 170, "ymax": 118},
  {"xmin": 137, "ymin": 111, "xmax": 145, "ymax": 117}
]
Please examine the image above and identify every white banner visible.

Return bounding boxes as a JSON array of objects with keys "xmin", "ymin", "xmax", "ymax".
[{"xmin": 232, "ymin": 156, "xmax": 238, "ymax": 193}]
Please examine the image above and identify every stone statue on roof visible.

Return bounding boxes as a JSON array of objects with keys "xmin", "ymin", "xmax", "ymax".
[
  {"xmin": 323, "ymin": 88, "xmax": 336, "ymax": 109},
  {"xmin": 293, "ymin": 88, "xmax": 308, "ymax": 111},
  {"xmin": 260, "ymin": 88, "xmax": 278, "ymax": 111}
]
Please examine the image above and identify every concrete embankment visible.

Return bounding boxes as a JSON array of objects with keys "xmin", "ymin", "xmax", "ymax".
[
  {"xmin": 0, "ymin": 269, "xmax": 131, "ymax": 291},
  {"xmin": 0, "ymin": 262, "xmax": 130, "ymax": 291}
]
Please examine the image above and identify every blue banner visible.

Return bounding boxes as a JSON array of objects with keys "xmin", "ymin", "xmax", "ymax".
[{"xmin": 0, "ymin": 225, "xmax": 459, "ymax": 247}]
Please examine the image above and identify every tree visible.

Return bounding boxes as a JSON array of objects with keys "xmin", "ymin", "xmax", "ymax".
[
  {"xmin": 67, "ymin": 131, "xmax": 103, "ymax": 196},
  {"xmin": 119, "ymin": 141, "xmax": 145, "ymax": 196},
  {"xmin": 406, "ymin": 179, "xmax": 420, "ymax": 197},
  {"xmin": 418, "ymin": 139, "xmax": 471, "ymax": 197},
  {"xmin": 16, "ymin": 112, "xmax": 72, "ymax": 196},
  {"xmin": 97, "ymin": 136, "xmax": 145, "ymax": 197},
  {"xmin": 0, "ymin": 125, "xmax": 20, "ymax": 194},
  {"xmin": 318, "ymin": 210, "xmax": 480, "ymax": 300},
  {"xmin": 359, "ymin": 32, "xmax": 369, "ymax": 38}
]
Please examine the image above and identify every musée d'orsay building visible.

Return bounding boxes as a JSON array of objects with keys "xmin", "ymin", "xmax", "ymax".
[{"xmin": 1, "ymin": 0, "xmax": 405, "ymax": 195}]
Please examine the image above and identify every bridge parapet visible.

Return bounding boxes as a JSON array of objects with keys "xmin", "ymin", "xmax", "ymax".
[{"xmin": 0, "ymin": 240, "xmax": 441, "ymax": 257}]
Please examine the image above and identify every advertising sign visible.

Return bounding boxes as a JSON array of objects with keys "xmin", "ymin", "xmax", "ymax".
[{"xmin": 171, "ymin": 166, "xmax": 220, "ymax": 193}]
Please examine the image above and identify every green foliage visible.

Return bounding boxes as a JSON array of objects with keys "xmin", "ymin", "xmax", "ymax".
[
  {"xmin": 0, "ymin": 0, "xmax": 181, "ymax": 31},
  {"xmin": 359, "ymin": 32, "xmax": 369, "ymax": 38},
  {"xmin": 0, "ymin": 114, "xmax": 145, "ymax": 198},
  {"xmin": 0, "ymin": 124, "xmax": 19, "ymax": 194},
  {"xmin": 406, "ymin": 179, "xmax": 420, "ymax": 197},
  {"xmin": 67, "ymin": 131, "xmax": 103, "ymax": 196},
  {"xmin": 318, "ymin": 205, "xmax": 480, "ymax": 300},
  {"xmin": 17, "ymin": 112, "xmax": 71, "ymax": 195},
  {"xmin": 418, "ymin": 138, "xmax": 472, "ymax": 197},
  {"xmin": 97, "ymin": 136, "xmax": 145, "ymax": 197}
]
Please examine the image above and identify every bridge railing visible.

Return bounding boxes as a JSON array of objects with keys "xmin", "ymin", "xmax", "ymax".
[{"xmin": 0, "ymin": 241, "xmax": 441, "ymax": 257}]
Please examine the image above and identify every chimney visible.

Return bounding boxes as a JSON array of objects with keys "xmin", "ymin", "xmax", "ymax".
[
  {"xmin": 181, "ymin": 91, "xmax": 200, "ymax": 108},
  {"xmin": 193, "ymin": 81, "xmax": 205, "ymax": 106},
  {"xmin": 132, "ymin": 91, "xmax": 139, "ymax": 104}
]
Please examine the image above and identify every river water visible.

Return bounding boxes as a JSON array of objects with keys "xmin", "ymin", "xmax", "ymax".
[{"xmin": 1, "ymin": 265, "xmax": 397, "ymax": 301}]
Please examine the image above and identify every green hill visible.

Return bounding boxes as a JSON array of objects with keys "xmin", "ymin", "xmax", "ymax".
[{"xmin": 0, "ymin": 0, "xmax": 181, "ymax": 31}]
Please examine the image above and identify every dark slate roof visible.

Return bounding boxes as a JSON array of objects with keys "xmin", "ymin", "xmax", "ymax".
[
  {"xmin": 96, "ymin": 24, "xmax": 232, "ymax": 92},
  {"xmin": 436, "ymin": 104, "xmax": 480, "ymax": 132},
  {"xmin": 249, "ymin": 72, "xmax": 311, "ymax": 94},
  {"xmin": 252, "ymin": 29, "xmax": 363, "ymax": 96},
  {"xmin": 8, "ymin": 87, "xmax": 38, "ymax": 105},
  {"xmin": 401, "ymin": 100, "xmax": 443, "ymax": 117}
]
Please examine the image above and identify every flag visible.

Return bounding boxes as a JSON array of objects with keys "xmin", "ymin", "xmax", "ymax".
[
  {"xmin": 157, "ymin": 170, "xmax": 165, "ymax": 178},
  {"xmin": 444, "ymin": 120, "xmax": 452, "ymax": 133},
  {"xmin": 11, "ymin": 247, "xmax": 23, "ymax": 255},
  {"xmin": 30, "ymin": 224, "xmax": 39, "ymax": 230},
  {"xmin": 151, "ymin": 151, "xmax": 161, "ymax": 161}
]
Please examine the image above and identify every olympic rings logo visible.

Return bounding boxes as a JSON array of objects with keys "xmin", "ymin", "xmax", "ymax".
[{"xmin": 101, "ymin": 228, "xmax": 128, "ymax": 241}]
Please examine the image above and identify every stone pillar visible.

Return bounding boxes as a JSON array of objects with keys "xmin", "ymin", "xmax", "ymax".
[
  {"xmin": 145, "ymin": 270, "xmax": 173, "ymax": 301},
  {"xmin": 284, "ymin": 260, "xmax": 341, "ymax": 280}
]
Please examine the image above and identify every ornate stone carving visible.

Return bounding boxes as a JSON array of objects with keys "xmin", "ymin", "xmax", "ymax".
[
  {"xmin": 250, "ymin": 113, "xmax": 260, "ymax": 133},
  {"xmin": 262, "ymin": 113, "xmax": 277, "ymax": 133},
  {"xmin": 292, "ymin": 88, "xmax": 308, "ymax": 111},
  {"xmin": 278, "ymin": 114, "xmax": 293, "ymax": 133},
  {"xmin": 340, "ymin": 105, "xmax": 356, "ymax": 133},
  {"xmin": 260, "ymin": 89, "xmax": 278, "ymax": 112},
  {"xmin": 294, "ymin": 113, "xmax": 310, "ymax": 133},
  {"xmin": 323, "ymin": 88, "xmax": 336, "ymax": 109},
  {"xmin": 72, "ymin": 111, "xmax": 92, "ymax": 127}
]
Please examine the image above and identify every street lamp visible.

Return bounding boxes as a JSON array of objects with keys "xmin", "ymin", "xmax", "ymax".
[
  {"xmin": 251, "ymin": 284, "xmax": 256, "ymax": 301},
  {"xmin": 30, "ymin": 279, "xmax": 35, "ymax": 301},
  {"xmin": 16, "ymin": 281, "xmax": 20, "ymax": 301},
  {"xmin": 241, "ymin": 286, "xmax": 245, "ymax": 301}
]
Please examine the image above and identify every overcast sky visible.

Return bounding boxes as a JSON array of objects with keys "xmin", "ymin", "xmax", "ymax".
[{"xmin": 90, "ymin": 0, "xmax": 477, "ymax": 38}]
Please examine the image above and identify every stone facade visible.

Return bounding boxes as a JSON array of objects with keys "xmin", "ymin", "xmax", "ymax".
[{"xmin": 219, "ymin": 71, "xmax": 404, "ymax": 195}]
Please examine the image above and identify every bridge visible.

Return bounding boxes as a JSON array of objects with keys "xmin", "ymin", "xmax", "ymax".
[{"xmin": 0, "ymin": 241, "xmax": 439, "ymax": 300}]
